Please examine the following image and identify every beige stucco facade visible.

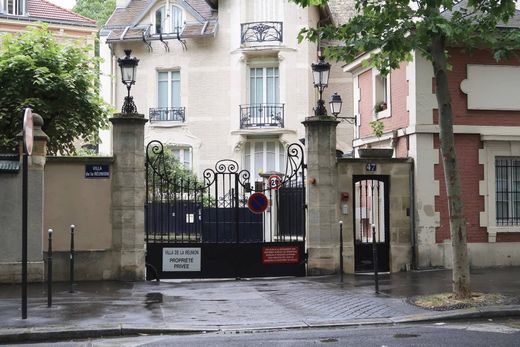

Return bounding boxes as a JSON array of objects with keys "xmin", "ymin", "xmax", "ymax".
[{"xmin": 100, "ymin": 0, "xmax": 352, "ymax": 177}]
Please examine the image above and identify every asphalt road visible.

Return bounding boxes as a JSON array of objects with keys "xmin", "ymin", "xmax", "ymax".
[{"xmin": 11, "ymin": 318, "xmax": 520, "ymax": 347}]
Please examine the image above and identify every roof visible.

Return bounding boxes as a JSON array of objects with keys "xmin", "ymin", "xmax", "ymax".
[
  {"xmin": 104, "ymin": 0, "xmax": 217, "ymax": 42},
  {"xmin": 442, "ymin": 1, "xmax": 520, "ymax": 28},
  {"xmin": 0, "ymin": 154, "xmax": 19, "ymax": 173},
  {"xmin": 26, "ymin": 0, "xmax": 96, "ymax": 26}
]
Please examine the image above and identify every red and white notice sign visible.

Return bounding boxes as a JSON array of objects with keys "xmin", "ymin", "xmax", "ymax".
[{"xmin": 262, "ymin": 246, "xmax": 299, "ymax": 264}]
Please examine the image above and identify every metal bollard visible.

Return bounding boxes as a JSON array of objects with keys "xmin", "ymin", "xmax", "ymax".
[
  {"xmin": 339, "ymin": 221, "xmax": 344, "ymax": 283},
  {"xmin": 47, "ymin": 229, "xmax": 53, "ymax": 307},
  {"xmin": 372, "ymin": 224, "xmax": 379, "ymax": 294},
  {"xmin": 69, "ymin": 225, "xmax": 75, "ymax": 293}
]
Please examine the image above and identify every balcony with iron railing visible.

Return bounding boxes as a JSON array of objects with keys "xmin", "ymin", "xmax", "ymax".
[
  {"xmin": 241, "ymin": 21, "xmax": 283, "ymax": 45},
  {"xmin": 239, "ymin": 104, "xmax": 284, "ymax": 129},
  {"xmin": 149, "ymin": 107, "xmax": 186, "ymax": 123}
]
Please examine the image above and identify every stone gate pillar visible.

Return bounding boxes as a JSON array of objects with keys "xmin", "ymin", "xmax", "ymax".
[
  {"xmin": 110, "ymin": 113, "xmax": 147, "ymax": 281},
  {"xmin": 303, "ymin": 116, "xmax": 339, "ymax": 275}
]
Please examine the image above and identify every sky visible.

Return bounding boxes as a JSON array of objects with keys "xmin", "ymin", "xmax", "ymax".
[{"xmin": 47, "ymin": 0, "xmax": 76, "ymax": 10}]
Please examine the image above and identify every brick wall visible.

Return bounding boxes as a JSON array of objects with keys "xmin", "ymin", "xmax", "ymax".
[
  {"xmin": 358, "ymin": 62, "xmax": 409, "ymax": 138},
  {"xmin": 434, "ymin": 48, "xmax": 520, "ymax": 125},
  {"xmin": 434, "ymin": 134, "xmax": 486, "ymax": 243}
]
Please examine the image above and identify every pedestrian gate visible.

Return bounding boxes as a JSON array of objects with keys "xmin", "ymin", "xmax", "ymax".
[
  {"xmin": 145, "ymin": 141, "xmax": 306, "ymax": 280},
  {"xmin": 353, "ymin": 175, "xmax": 390, "ymax": 272}
]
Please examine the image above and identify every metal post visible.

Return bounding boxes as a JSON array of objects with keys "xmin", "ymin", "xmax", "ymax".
[
  {"xmin": 372, "ymin": 224, "xmax": 379, "ymax": 294},
  {"xmin": 47, "ymin": 229, "xmax": 53, "ymax": 307},
  {"xmin": 69, "ymin": 224, "xmax": 75, "ymax": 293},
  {"xmin": 339, "ymin": 221, "xmax": 344, "ymax": 283},
  {"xmin": 21, "ymin": 151, "xmax": 28, "ymax": 319}
]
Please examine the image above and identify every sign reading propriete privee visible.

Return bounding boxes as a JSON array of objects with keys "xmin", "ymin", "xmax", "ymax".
[{"xmin": 163, "ymin": 247, "xmax": 201, "ymax": 272}]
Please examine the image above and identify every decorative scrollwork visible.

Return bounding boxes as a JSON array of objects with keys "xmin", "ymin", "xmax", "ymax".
[
  {"xmin": 241, "ymin": 21, "xmax": 283, "ymax": 44},
  {"xmin": 215, "ymin": 159, "xmax": 239, "ymax": 174},
  {"xmin": 122, "ymin": 96, "xmax": 138, "ymax": 114}
]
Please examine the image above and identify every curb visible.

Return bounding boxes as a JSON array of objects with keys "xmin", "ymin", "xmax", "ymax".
[{"xmin": 1, "ymin": 306, "xmax": 520, "ymax": 343}]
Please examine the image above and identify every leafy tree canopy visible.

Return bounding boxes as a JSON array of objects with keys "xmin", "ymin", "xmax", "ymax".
[
  {"xmin": 0, "ymin": 25, "xmax": 110, "ymax": 154},
  {"xmin": 73, "ymin": 0, "xmax": 116, "ymax": 28},
  {"xmin": 293, "ymin": 0, "xmax": 520, "ymax": 74}
]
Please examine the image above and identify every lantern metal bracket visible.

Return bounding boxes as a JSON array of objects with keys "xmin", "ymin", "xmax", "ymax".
[{"xmin": 336, "ymin": 116, "xmax": 357, "ymax": 125}]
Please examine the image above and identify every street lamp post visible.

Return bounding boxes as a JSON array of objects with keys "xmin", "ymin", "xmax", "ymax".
[
  {"xmin": 311, "ymin": 55, "xmax": 331, "ymax": 117},
  {"xmin": 117, "ymin": 49, "xmax": 139, "ymax": 115}
]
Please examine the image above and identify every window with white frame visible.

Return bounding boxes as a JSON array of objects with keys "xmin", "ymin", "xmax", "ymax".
[
  {"xmin": 249, "ymin": 66, "xmax": 280, "ymax": 123},
  {"xmin": 154, "ymin": 4, "xmax": 184, "ymax": 34},
  {"xmin": 244, "ymin": 140, "xmax": 285, "ymax": 181},
  {"xmin": 168, "ymin": 146, "xmax": 192, "ymax": 169},
  {"xmin": 1, "ymin": 0, "xmax": 25, "ymax": 15},
  {"xmin": 156, "ymin": 70, "xmax": 183, "ymax": 121},
  {"xmin": 250, "ymin": 67, "xmax": 279, "ymax": 106},
  {"xmin": 495, "ymin": 157, "xmax": 520, "ymax": 225},
  {"xmin": 373, "ymin": 71, "xmax": 390, "ymax": 116}
]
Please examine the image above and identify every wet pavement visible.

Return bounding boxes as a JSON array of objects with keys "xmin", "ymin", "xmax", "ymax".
[{"xmin": 0, "ymin": 267, "xmax": 519, "ymax": 342}]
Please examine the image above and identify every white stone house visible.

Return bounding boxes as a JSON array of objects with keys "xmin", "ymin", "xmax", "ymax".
[{"xmin": 100, "ymin": 0, "xmax": 352, "ymax": 180}]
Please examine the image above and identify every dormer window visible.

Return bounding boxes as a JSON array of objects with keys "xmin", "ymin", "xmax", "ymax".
[
  {"xmin": 1, "ymin": 0, "xmax": 25, "ymax": 15},
  {"xmin": 154, "ymin": 4, "xmax": 184, "ymax": 35}
]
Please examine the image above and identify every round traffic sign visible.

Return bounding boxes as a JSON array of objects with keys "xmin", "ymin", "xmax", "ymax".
[
  {"xmin": 247, "ymin": 192, "xmax": 269, "ymax": 214},
  {"xmin": 268, "ymin": 175, "xmax": 282, "ymax": 190},
  {"xmin": 23, "ymin": 108, "xmax": 33, "ymax": 155}
]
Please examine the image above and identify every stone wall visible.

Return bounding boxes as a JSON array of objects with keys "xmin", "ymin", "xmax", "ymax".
[{"xmin": 337, "ymin": 158, "xmax": 413, "ymax": 273}]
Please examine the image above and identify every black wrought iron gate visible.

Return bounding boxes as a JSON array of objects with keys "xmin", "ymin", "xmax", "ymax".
[{"xmin": 145, "ymin": 141, "xmax": 306, "ymax": 280}]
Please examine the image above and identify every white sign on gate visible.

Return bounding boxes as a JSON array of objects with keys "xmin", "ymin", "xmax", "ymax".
[{"xmin": 162, "ymin": 247, "xmax": 201, "ymax": 272}]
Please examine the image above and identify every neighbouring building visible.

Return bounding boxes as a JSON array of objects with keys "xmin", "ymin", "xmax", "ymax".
[
  {"xmin": 0, "ymin": 0, "xmax": 96, "ymax": 42},
  {"xmin": 344, "ymin": 6, "xmax": 520, "ymax": 269},
  {"xmin": 99, "ymin": 0, "xmax": 353, "ymax": 180}
]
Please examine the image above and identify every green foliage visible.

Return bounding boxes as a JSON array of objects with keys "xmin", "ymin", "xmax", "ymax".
[
  {"xmin": 147, "ymin": 147, "xmax": 215, "ymax": 206},
  {"xmin": 369, "ymin": 119, "xmax": 384, "ymax": 138},
  {"xmin": 292, "ymin": 0, "xmax": 520, "ymax": 75},
  {"xmin": 73, "ymin": 0, "xmax": 116, "ymax": 28},
  {"xmin": 0, "ymin": 25, "xmax": 110, "ymax": 154}
]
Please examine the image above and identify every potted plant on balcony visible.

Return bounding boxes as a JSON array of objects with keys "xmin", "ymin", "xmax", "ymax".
[
  {"xmin": 374, "ymin": 101, "xmax": 387, "ymax": 113},
  {"xmin": 358, "ymin": 119, "xmax": 394, "ymax": 158}
]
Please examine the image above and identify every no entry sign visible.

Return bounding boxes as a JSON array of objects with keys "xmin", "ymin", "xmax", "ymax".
[{"xmin": 247, "ymin": 192, "xmax": 268, "ymax": 214}]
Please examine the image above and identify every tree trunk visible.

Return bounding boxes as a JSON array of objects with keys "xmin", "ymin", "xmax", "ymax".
[{"xmin": 430, "ymin": 34, "xmax": 471, "ymax": 299}]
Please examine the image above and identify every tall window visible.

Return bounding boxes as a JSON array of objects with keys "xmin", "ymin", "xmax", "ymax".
[
  {"xmin": 155, "ymin": 5, "xmax": 184, "ymax": 34},
  {"xmin": 495, "ymin": 157, "xmax": 520, "ymax": 225},
  {"xmin": 2, "ymin": 0, "xmax": 25, "ymax": 15},
  {"xmin": 249, "ymin": 67, "xmax": 279, "ymax": 122},
  {"xmin": 158, "ymin": 71, "xmax": 181, "ymax": 109},
  {"xmin": 250, "ymin": 67, "xmax": 279, "ymax": 106},
  {"xmin": 244, "ymin": 140, "xmax": 285, "ymax": 181},
  {"xmin": 168, "ymin": 146, "xmax": 192, "ymax": 169}
]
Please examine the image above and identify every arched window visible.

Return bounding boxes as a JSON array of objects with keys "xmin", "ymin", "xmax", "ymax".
[
  {"xmin": 155, "ymin": 6, "xmax": 165, "ymax": 34},
  {"xmin": 154, "ymin": 4, "xmax": 184, "ymax": 35},
  {"xmin": 170, "ymin": 5, "xmax": 183, "ymax": 33}
]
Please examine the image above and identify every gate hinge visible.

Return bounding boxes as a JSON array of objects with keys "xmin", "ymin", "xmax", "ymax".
[
  {"xmin": 304, "ymin": 204, "xmax": 308, "ymax": 209},
  {"xmin": 303, "ymin": 164, "xmax": 307, "ymax": 169}
]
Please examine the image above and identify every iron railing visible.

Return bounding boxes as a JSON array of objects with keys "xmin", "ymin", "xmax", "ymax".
[
  {"xmin": 239, "ymin": 104, "xmax": 284, "ymax": 129},
  {"xmin": 496, "ymin": 157, "xmax": 520, "ymax": 225},
  {"xmin": 149, "ymin": 107, "xmax": 186, "ymax": 122},
  {"xmin": 241, "ymin": 21, "xmax": 283, "ymax": 44}
]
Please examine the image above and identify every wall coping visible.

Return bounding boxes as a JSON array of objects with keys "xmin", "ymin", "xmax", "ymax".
[
  {"xmin": 46, "ymin": 156, "xmax": 115, "ymax": 164},
  {"xmin": 338, "ymin": 157, "xmax": 414, "ymax": 164}
]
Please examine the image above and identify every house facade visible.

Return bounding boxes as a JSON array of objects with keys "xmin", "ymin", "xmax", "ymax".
[
  {"xmin": 100, "ymin": 0, "xmax": 352, "ymax": 180},
  {"xmin": 0, "ymin": 0, "xmax": 96, "ymax": 42},
  {"xmin": 345, "ymin": 43, "xmax": 520, "ymax": 269}
]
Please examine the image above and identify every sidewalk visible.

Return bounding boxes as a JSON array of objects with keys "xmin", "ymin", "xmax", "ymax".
[{"xmin": 1, "ymin": 267, "xmax": 519, "ymax": 343}]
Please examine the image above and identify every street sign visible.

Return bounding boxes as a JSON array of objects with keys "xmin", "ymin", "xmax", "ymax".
[
  {"xmin": 268, "ymin": 174, "xmax": 282, "ymax": 190},
  {"xmin": 247, "ymin": 192, "xmax": 269, "ymax": 214},
  {"xmin": 23, "ymin": 108, "xmax": 33, "ymax": 155}
]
